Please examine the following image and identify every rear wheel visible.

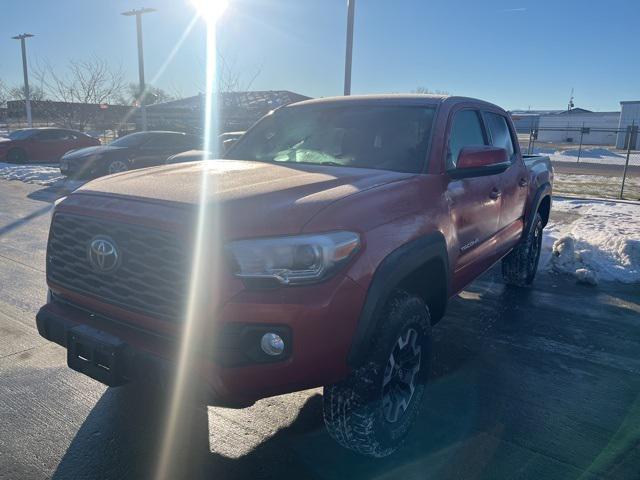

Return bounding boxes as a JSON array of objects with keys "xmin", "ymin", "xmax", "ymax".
[
  {"xmin": 6, "ymin": 148, "xmax": 27, "ymax": 163},
  {"xmin": 323, "ymin": 291, "xmax": 432, "ymax": 457},
  {"xmin": 106, "ymin": 158, "xmax": 129, "ymax": 175},
  {"xmin": 502, "ymin": 212, "xmax": 544, "ymax": 286}
]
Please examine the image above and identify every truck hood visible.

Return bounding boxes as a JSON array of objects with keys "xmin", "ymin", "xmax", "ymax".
[{"xmin": 75, "ymin": 160, "xmax": 414, "ymax": 238}]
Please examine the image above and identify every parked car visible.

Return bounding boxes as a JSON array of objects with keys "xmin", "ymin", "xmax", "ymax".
[
  {"xmin": 38, "ymin": 95, "xmax": 553, "ymax": 457},
  {"xmin": 165, "ymin": 149, "xmax": 208, "ymax": 164},
  {"xmin": 0, "ymin": 128, "xmax": 100, "ymax": 163},
  {"xmin": 60, "ymin": 130, "xmax": 202, "ymax": 178},
  {"xmin": 165, "ymin": 132, "xmax": 246, "ymax": 164}
]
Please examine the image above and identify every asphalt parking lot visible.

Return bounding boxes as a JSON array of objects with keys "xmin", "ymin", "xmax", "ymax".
[{"xmin": 1, "ymin": 178, "xmax": 639, "ymax": 480}]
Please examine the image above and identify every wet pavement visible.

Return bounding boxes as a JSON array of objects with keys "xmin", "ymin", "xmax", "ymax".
[{"xmin": 1, "ymin": 179, "xmax": 639, "ymax": 479}]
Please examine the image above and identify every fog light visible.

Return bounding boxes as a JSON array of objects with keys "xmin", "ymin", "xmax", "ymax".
[{"xmin": 260, "ymin": 333, "xmax": 285, "ymax": 356}]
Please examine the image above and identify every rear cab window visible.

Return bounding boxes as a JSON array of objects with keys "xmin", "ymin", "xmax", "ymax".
[{"xmin": 483, "ymin": 111, "xmax": 516, "ymax": 161}]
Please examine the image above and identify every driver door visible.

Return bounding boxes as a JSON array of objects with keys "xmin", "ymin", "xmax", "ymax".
[
  {"xmin": 31, "ymin": 130, "xmax": 71, "ymax": 161},
  {"xmin": 446, "ymin": 109, "xmax": 503, "ymax": 292}
]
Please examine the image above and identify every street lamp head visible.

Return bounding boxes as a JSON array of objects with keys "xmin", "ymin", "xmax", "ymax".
[
  {"xmin": 121, "ymin": 7, "xmax": 157, "ymax": 16},
  {"xmin": 12, "ymin": 33, "xmax": 35, "ymax": 40}
]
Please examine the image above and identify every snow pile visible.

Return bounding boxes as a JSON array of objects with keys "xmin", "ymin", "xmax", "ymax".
[
  {"xmin": 533, "ymin": 147, "xmax": 639, "ymax": 166},
  {"xmin": 541, "ymin": 199, "xmax": 640, "ymax": 283},
  {"xmin": 0, "ymin": 162, "xmax": 66, "ymax": 186}
]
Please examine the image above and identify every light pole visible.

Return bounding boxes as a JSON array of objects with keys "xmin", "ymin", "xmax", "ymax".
[
  {"xmin": 12, "ymin": 33, "xmax": 35, "ymax": 127},
  {"xmin": 343, "ymin": 0, "xmax": 356, "ymax": 96},
  {"xmin": 122, "ymin": 8, "xmax": 156, "ymax": 131}
]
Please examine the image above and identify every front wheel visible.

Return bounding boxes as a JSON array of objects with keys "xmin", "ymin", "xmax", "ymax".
[
  {"xmin": 323, "ymin": 291, "xmax": 432, "ymax": 457},
  {"xmin": 106, "ymin": 158, "xmax": 129, "ymax": 175},
  {"xmin": 502, "ymin": 212, "xmax": 544, "ymax": 286}
]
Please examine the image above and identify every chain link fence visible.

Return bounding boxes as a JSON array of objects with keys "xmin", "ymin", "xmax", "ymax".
[
  {"xmin": 518, "ymin": 125, "xmax": 640, "ymax": 201},
  {"xmin": 0, "ymin": 119, "xmax": 135, "ymax": 145}
]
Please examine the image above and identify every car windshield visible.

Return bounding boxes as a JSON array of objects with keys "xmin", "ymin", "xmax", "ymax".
[
  {"xmin": 7, "ymin": 129, "xmax": 35, "ymax": 140},
  {"xmin": 109, "ymin": 132, "xmax": 149, "ymax": 148},
  {"xmin": 227, "ymin": 105, "xmax": 436, "ymax": 173}
]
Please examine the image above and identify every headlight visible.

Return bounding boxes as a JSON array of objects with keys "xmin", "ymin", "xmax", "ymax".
[
  {"xmin": 49, "ymin": 196, "xmax": 67, "ymax": 222},
  {"xmin": 226, "ymin": 231, "xmax": 360, "ymax": 285}
]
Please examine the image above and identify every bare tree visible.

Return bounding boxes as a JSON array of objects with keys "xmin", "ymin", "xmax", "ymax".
[
  {"xmin": 412, "ymin": 86, "xmax": 449, "ymax": 95},
  {"xmin": 217, "ymin": 51, "xmax": 261, "ymax": 93},
  {"xmin": 8, "ymin": 84, "xmax": 47, "ymax": 102},
  {"xmin": 121, "ymin": 82, "xmax": 176, "ymax": 106},
  {"xmin": 32, "ymin": 57, "xmax": 126, "ymax": 129}
]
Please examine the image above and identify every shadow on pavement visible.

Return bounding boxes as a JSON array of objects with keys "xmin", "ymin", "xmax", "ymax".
[
  {"xmin": 0, "ymin": 205, "xmax": 52, "ymax": 238},
  {"xmin": 52, "ymin": 273, "xmax": 640, "ymax": 480}
]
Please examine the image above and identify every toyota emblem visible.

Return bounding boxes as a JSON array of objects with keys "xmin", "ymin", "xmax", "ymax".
[{"xmin": 88, "ymin": 236, "xmax": 120, "ymax": 273}]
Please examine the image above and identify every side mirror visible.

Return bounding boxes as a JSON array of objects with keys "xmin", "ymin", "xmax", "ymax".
[
  {"xmin": 457, "ymin": 146, "xmax": 508, "ymax": 169},
  {"xmin": 223, "ymin": 138, "xmax": 238, "ymax": 152}
]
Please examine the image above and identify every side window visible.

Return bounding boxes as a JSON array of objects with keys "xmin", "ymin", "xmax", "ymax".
[
  {"xmin": 35, "ymin": 130, "xmax": 65, "ymax": 141},
  {"xmin": 58, "ymin": 131, "xmax": 77, "ymax": 141},
  {"xmin": 447, "ymin": 110, "xmax": 486, "ymax": 169},
  {"xmin": 484, "ymin": 112, "xmax": 515, "ymax": 159},
  {"xmin": 143, "ymin": 134, "xmax": 175, "ymax": 149}
]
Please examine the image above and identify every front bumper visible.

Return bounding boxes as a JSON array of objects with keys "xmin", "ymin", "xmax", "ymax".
[
  {"xmin": 39, "ymin": 273, "xmax": 366, "ymax": 404},
  {"xmin": 59, "ymin": 159, "xmax": 98, "ymax": 178}
]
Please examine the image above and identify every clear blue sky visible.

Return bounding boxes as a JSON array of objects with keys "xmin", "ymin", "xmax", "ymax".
[{"xmin": 0, "ymin": 0, "xmax": 638, "ymax": 111}]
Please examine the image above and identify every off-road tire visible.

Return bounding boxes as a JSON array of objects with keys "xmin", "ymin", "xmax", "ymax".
[
  {"xmin": 502, "ymin": 212, "xmax": 544, "ymax": 286},
  {"xmin": 323, "ymin": 290, "xmax": 432, "ymax": 457},
  {"xmin": 6, "ymin": 148, "xmax": 27, "ymax": 163}
]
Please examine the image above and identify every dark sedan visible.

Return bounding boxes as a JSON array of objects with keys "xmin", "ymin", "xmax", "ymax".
[
  {"xmin": 60, "ymin": 131, "xmax": 202, "ymax": 178},
  {"xmin": 0, "ymin": 128, "xmax": 100, "ymax": 163}
]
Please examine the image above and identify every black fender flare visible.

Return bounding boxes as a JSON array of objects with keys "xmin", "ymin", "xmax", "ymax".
[
  {"xmin": 347, "ymin": 231, "xmax": 449, "ymax": 368},
  {"xmin": 523, "ymin": 182, "xmax": 551, "ymax": 239}
]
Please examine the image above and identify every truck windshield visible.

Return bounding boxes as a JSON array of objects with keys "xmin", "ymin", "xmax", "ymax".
[{"xmin": 227, "ymin": 105, "xmax": 436, "ymax": 173}]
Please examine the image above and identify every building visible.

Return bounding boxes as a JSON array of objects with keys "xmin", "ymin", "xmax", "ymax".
[
  {"xmin": 537, "ymin": 108, "xmax": 621, "ymax": 146},
  {"xmin": 142, "ymin": 90, "xmax": 311, "ymax": 133},
  {"xmin": 616, "ymin": 101, "xmax": 640, "ymax": 149},
  {"xmin": 6, "ymin": 100, "xmax": 132, "ymax": 130},
  {"xmin": 509, "ymin": 110, "xmax": 563, "ymax": 133}
]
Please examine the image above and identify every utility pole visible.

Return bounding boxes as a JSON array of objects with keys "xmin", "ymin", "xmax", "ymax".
[
  {"xmin": 12, "ymin": 33, "xmax": 34, "ymax": 128},
  {"xmin": 122, "ymin": 8, "xmax": 156, "ymax": 131},
  {"xmin": 343, "ymin": 0, "xmax": 356, "ymax": 96}
]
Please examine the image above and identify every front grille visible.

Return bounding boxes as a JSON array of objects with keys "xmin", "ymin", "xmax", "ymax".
[{"xmin": 47, "ymin": 213, "xmax": 189, "ymax": 321}]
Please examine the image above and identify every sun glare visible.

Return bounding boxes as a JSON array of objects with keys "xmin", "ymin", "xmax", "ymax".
[
  {"xmin": 191, "ymin": 0, "xmax": 229, "ymax": 22},
  {"xmin": 155, "ymin": 4, "xmax": 224, "ymax": 480}
]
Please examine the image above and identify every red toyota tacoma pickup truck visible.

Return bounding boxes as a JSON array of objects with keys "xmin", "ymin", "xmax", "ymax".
[{"xmin": 37, "ymin": 95, "xmax": 552, "ymax": 457}]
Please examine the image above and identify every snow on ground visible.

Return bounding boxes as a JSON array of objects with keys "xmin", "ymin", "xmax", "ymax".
[
  {"xmin": 542, "ymin": 198, "xmax": 640, "ymax": 284},
  {"xmin": 0, "ymin": 162, "xmax": 67, "ymax": 186},
  {"xmin": 0, "ymin": 162, "xmax": 84, "ymax": 190},
  {"xmin": 533, "ymin": 146, "xmax": 640, "ymax": 166}
]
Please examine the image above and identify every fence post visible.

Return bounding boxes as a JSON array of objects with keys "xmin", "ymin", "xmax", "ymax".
[
  {"xmin": 527, "ymin": 127, "xmax": 533, "ymax": 155},
  {"xmin": 620, "ymin": 120, "xmax": 635, "ymax": 200},
  {"xmin": 577, "ymin": 122, "xmax": 584, "ymax": 163},
  {"xmin": 530, "ymin": 129, "xmax": 536, "ymax": 154}
]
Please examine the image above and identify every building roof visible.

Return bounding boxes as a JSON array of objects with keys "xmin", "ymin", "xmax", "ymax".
[
  {"xmin": 556, "ymin": 107, "xmax": 593, "ymax": 115},
  {"xmin": 147, "ymin": 90, "xmax": 311, "ymax": 112}
]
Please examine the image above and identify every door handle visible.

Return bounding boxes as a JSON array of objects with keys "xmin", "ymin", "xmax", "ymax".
[
  {"xmin": 518, "ymin": 178, "xmax": 529, "ymax": 188},
  {"xmin": 489, "ymin": 188, "xmax": 501, "ymax": 200}
]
